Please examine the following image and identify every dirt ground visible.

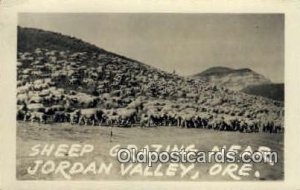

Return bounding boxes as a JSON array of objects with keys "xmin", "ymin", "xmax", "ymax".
[{"xmin": 16, "ymin": 121, "xmax": 284, "ymax": 181}]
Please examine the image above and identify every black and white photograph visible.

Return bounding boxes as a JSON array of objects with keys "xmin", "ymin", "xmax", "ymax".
[{"xmin": 14, "ymin": 13, "xmax": 285, "ymax": 181}]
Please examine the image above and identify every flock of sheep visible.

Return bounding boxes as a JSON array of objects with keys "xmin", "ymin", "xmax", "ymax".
[{"xmin": 17, "ymin": 48, "xmax": 284, "ymax": 133}]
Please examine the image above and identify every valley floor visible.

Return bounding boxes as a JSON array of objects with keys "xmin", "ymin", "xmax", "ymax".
[{"xmin": 16, "ymin": 122, "xmax": 283, "ymax": 181}]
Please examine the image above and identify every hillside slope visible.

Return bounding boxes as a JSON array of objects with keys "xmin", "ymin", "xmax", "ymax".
[
  {"xmin": 241, "ymin": 83, "xmax": 284, "ymax": 101},
  {"xmin": 18, "ymin": 27, "xmax": 104, "ymax": 53}
]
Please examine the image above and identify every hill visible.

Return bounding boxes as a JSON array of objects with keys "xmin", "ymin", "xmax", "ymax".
[
  {"xmin": 17, "ymin": 26, "xmax": 105, "ymax": 53},
  {"xmin": 241, "ymin": 83, "xmax": 284, "ymax": 101},
  {"xmin": 195, "ymin": 67, "xmax": 234, "ymax": 77},
  {"xmin": 192, "ymin": 67, "xmax": 272, "ymax": 91}
]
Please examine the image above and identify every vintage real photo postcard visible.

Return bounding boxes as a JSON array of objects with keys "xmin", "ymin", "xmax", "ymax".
[{"xmin": 1, "ymin": 0, "xmax": 300, "ymax": 190}]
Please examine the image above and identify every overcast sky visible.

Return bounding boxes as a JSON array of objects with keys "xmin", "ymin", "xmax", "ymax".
[{"xmin": 19, "ymin": 13, "xmax": 284, "ymax": 83}]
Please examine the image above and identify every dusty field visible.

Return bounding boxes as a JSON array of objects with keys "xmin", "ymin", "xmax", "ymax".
[{"xmin": 17, "ymin": 122, "xmax": 283, "ymax": 181}]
